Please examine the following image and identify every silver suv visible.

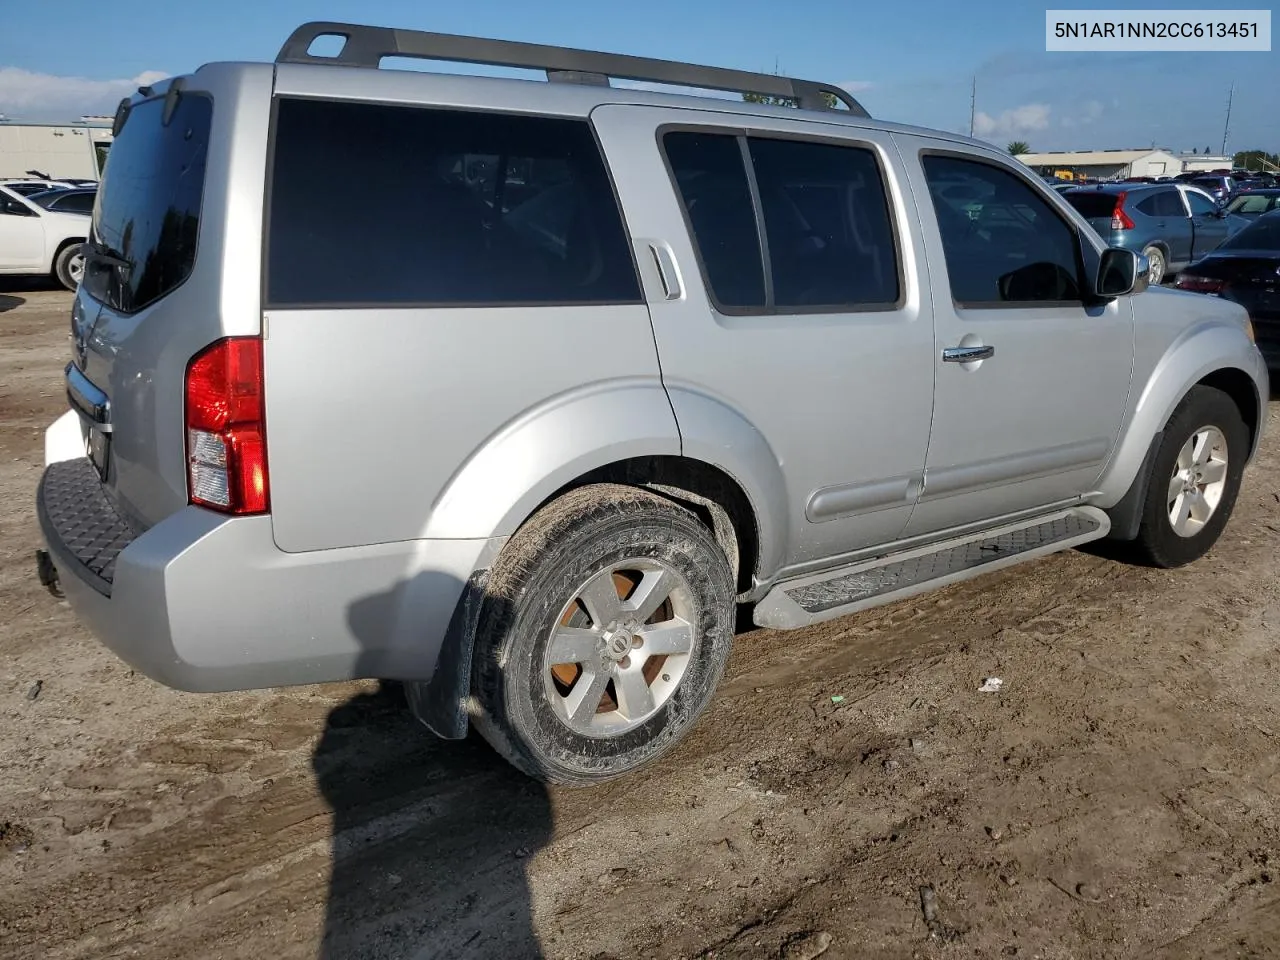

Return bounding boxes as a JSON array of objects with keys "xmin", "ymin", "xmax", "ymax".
[{"xmin": 36, "ymin": 22, "xmax": 1268, "ymax": 785}]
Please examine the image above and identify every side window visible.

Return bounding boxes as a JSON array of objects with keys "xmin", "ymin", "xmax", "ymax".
[
  {"xmin": 922, "ymin": 154, "xmax": 1083, "ymax": 305},
  {"xmin": 746, "ymin": 137, "xmax": 899, "ymax": 308},
  {"xmin": 663, "ymin": 132, "xmax": 766, "ymax": 309},
  {"xmin": 57, "ymin": 193, "xmax": 96, "ymax": 214},
  {"xmin": 1156, "ymin": 189, "xmax": 1188, "ymax": 217},
  {"xmin": 1186, "ymin": 190, "xmax": 1217, "ymax": 216},
  {"xmin": 0, "ymin": 195, "xmax": 35, "ymax": 217},
  {"xmin": 663, "ymin": 131, "xmax": 900, "ymax": 312},
  {"xmin": 1137, "ymin": 190, "xmax": 1185, "ymax": 217},
  {"xmin": 266, "ymin": 100, "xmax": 641, "ymax": 307}
]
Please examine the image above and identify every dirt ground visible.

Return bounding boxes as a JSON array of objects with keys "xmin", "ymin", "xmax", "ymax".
[{"xmin": 2, "ymin": 282, "xmax": 1280, "ymax": 960}]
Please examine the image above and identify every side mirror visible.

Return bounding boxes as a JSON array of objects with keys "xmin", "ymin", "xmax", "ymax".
[{"xmin": 1096, "ymin": 247, "xmax": 1149, "ymax": 298}]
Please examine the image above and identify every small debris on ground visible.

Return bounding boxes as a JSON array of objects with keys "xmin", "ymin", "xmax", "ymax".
[
  {"xmin": 0, "ymin": 821, "xmax": 34, "ymax": 854},
  {"xmin": 919, "ymin": 885, "xmax": 962, "ymax": 941},
  {"xmin": 779, "ymin": 930, "xmax": 833, "ymax": 960},
  {"xmin": 1076, "ymin": 881, "xmax": 1104, "ymax": 902},
  {"xmin": 985, "ymin": 826, "xmax": 1004, "ymax": 841},
  {"xmin": 830, "ymin": 694, "xmax": 845, "ymax": 705},
  {"xmin": 978, "ymin": 677, "xmax": 1004, "ymax": 693},
  {"xmin": 26, "ymin": 680, "xmax": 42, "ymax": 701}
]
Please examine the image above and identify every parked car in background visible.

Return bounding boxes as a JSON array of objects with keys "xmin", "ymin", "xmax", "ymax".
[
  {"xmin": 0, "ymin": 178, "xmax": 77, "ymax": 197},
  {"xmin": 1063, "ymin": 183, "xmax": 1234, "ymax": 283},
  {"xmin": 1175, "ymin": 210, "xmax": 1280, "ymax": 368},
  {"xmin": 34, "ymin": 20, "xmax": 1268, "ymax": 786},
  {"xmin": 1189, "ymin": 175, "xmax": 1237, "ymax": 204},
  {"xmin": 1225, "ymin": 189, "xmax": 1280, "ymax": 221},
  {"xmin": 0, "ymin": 184, "xmax": 89, "ymax": 289},
  {"xmin": 1236, "ymin": 173, "xmax": 1279, "ymax": 192},
  {"xmin": 27, "ymin": 187, "xmax": 97, "ymax": 215}
]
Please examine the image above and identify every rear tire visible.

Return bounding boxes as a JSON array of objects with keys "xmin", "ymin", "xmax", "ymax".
[
  {"xmin": 53, "ymin": 243, "xmax": 85, "ymax": 291},
  {"xmin": 1141, "ymin": 245, "xmax": 1166, "ymax": 285},
  {"xmin": 470, "ymin": 484, "xmax": 735, "ymax": 786},
  {"xmin": 1131, "ymin": 385, "xmax": 1248, "ymax": 568}
]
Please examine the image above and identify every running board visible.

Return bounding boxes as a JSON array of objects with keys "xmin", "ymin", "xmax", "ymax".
[{"xmin": 754, "ymin": 506, "xmax": 1110, "ymax": 630}]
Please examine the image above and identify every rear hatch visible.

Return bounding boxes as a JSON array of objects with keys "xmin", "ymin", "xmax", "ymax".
[{"xmin": 69, "ymin": 67, "xmax": 269, "ymax": 532}]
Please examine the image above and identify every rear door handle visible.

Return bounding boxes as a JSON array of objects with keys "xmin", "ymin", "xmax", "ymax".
[
  {"xmin": 942, "ymin": 345, "xmax": 995, "ymax": 363},
  {"xmin": 648, "ymin": 242, "xmax": 682, "ymax": 301}
]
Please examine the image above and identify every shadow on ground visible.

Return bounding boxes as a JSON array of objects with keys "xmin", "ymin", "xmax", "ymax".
[{"xmin": 316, "ymin": 574, "xmax": 552, "ymax": 960}]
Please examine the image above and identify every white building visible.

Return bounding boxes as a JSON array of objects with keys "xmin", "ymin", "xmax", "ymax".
[
  {"xmin": 0, "ymin": 118, "xmax": 113, "ymax": 181},
  {"xmin": 1016, "ymin": 148, "xmax": 1182, "ymax": 181},
  {"xmin": 1177, "ymin": 153, "xmax": 1234, "ymax": 173}
]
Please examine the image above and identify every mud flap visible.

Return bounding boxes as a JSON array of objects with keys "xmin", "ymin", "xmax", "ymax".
[
  {"xmin": 35, "ymin": 549, "xmax": 62, "ymax": 597},
  {"xmin": 404, "ymin": 569, "xmax": 490, "ymax": 740},
  {"xmin": 1105, "ymin": 429, "xmax": 1162, "ymax": 542}
]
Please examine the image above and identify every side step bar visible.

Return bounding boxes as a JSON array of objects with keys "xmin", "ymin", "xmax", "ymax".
[{"xmin": 754, "ymin": 506, "xmax": 1110, "ymax": 630}]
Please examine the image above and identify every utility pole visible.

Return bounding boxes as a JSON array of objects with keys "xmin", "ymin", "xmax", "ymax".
[
  {"xmin": 968, "ymin": 76, "xmax": 976, "ymax": 137},
  {"xmin": 1221, "ymin": 82, "xmax": 1234, "ymax": 158}
]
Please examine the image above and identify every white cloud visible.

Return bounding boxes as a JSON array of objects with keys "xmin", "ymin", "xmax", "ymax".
[
  {"xmin": 0, "ymin": 67, "xmax": 169, "ymax": 120},
  {"xmin": 972, "ymin": 103, "xmax": 1052, "ymax": 138}
]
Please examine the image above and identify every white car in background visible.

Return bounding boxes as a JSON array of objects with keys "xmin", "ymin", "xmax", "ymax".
[{"xmin": 0, "ymin": 185, "xmax": 89, "ymax": 289}]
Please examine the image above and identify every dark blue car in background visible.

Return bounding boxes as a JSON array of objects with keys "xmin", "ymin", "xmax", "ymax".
[{"xmin": 1063, "ymin": 182, "xmax": 1237, "ymax": 284}]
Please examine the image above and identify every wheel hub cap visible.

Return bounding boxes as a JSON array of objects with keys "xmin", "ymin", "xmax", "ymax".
[
  {"xmin": 542, "ymin": 560, "xmax": 697, "ymax": 738},
  {"xmin": 1167, "ymin": 424, "xmax": 1228, "ymax": 539}
]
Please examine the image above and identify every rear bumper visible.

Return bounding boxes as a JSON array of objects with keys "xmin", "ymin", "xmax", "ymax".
[{"xmin": 38, "ymin": 457, "xmax": 500, "ymax": 692}]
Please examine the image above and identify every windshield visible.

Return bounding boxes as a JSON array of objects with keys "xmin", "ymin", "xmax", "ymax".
[
  {"xmin": 1227, "ymin": 194, "xmax": 1280, "ymax": 215},
  {"xmin": 1219, "ymin": 215, "xmax": 1280, "ymax": 252},
  {"xmin": 83, "ymin": 91, "xmax": 212, "ymax": 314}
]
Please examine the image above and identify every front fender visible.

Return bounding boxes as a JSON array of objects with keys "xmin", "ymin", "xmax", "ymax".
[
  {"xmin": 1095, "ymin": 315, "xmax": 1266, "ymax": 506},
  {"xmin": 421, "ymin": 378, "xmax": 680, "ymax": 540}
]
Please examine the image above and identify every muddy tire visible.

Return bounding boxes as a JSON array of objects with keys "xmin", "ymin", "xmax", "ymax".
[
  {"xmin": 1131, "ymin": 385, "xmax": 1248, "ymax": 568},
  {"xmin": 470, "ymin": 483, "xmax": 736, "ymax": 786},
  {"xmin": 53, "ymin": 242, "xmax": 85, "ymax": 291}
]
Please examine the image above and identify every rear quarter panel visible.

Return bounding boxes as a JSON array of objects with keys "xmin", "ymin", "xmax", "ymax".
[{"xmin": 264, "ymin": 304, "xmax": 677, "ymax": 551}]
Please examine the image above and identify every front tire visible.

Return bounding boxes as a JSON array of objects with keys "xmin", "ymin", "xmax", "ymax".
[
  {"xmin": 470, "ymin": 484, "xmax": 736, "ymax": 785},
  {"xmin": 53, "ymin": 243, "xmax": 85, "ymax": 291},
  {"xmin": 1131, "ymin": 385, "xmax": 1248, "ymax": 567}
]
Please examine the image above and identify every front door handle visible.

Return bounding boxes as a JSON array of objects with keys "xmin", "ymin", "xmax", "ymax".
[{"xmin": 942, "ymin": 345, "xmax": 995, "ymax": 363}]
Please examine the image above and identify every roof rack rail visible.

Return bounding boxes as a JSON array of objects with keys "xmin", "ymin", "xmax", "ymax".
[{"xmin": 275, "ymin": 21, "xmax": 869, "ymax": 117}]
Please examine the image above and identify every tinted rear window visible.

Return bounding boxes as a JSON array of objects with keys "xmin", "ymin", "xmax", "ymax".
[
  {"xmin": 662, "ymin": 131, "xmax": 900, "ymax": 312},
  {"xmin": 1063, "ymin": 191, "xmax": 1119, "ymax": 219},
  {"xmin": 265, "ymin": 99, "xmax": 641, "ymax": 307},
  {"xmin": 85, "ymin": 93, "xmax": 212, "ymax": 314}
]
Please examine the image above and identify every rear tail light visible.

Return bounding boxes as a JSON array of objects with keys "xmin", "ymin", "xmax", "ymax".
[
  {"xmin": 184, "ymin": 337, "xmax": 269, "ymax": 514},
  {"xmin": 1174, "ymin": 274, "xmax": 1227, "ymax": 295},
  {"xmin": 1111, "ymin": 192, "xmax": 1135, "ymax": 231}
]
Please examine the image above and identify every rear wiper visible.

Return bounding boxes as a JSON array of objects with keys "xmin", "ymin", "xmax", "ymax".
[{"xmin": 82, "ymin": 240, "xmax": 132, "ymax": 277}]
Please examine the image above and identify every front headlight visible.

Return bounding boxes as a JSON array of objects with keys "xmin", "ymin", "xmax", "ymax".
[{"xmin": 1245, "ymin": 316, "xmax": 1256, "ymax": 343}]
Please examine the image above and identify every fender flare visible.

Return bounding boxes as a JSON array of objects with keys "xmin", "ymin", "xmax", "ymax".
[
  {"xmin": 420, "ymin": 378, "xmax": 681, "ymax": 540},
  {"xmin": 1095, "ymin": 318, "xmax": 1265, "ymax": 509},
  {"xmin": 410, "ymin": 382, "xmax": 790, "ymax": 739}
]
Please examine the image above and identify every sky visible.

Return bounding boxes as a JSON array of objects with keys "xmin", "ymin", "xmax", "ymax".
[{"xmin": 0, "ymin": 0, "xmax": 1275, "ymax": 155}]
